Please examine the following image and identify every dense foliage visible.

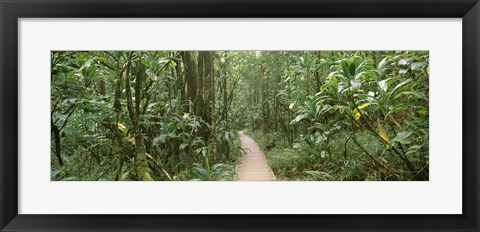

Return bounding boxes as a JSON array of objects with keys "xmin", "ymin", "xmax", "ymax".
[{"xmin": 51, "ymin": 51, "xmax": 428, "ymax": 181}]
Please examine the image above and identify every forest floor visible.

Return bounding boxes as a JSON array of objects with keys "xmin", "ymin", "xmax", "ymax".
[{"xmin": 234, "ymin": 131, "xmax": 276, "ymax": 181}]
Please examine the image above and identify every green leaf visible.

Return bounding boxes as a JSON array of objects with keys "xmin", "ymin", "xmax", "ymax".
[
  {"xmin": 211, "ymin": 163, "xmax": 224, "ymax": 172},
  {"xmin": 324, "ymin": 77, "xmax": 338, "ymax": 94},
  {"xmin": 154, "ymin": 134, "xmax": 167, "ymax": 144},
  {"xmin": 416, "ymin": 106, "xmax": 428, "ymax": 115},
  {"xmin": 349, "ymin": 62, "xmax": 356, "ymax": 77},
  {"xmin": 350, "ymin": 80, "xmax": 362, "ymax": 91},
  {"xmin": 340, "ymin": 60, "xmax": 350, "ymax": 77},
  {"xmin": 304, "ymin": 171, "xmax": 334, "ymax": 180},
  {"xmin": 388, "ymin": 79, "xmax": 412, "ymax": 101},
  {"xmin": 411, "ymin": 62, "xmax": 426, "ymax": 71},
  {"xmin": 398, "ymin": 59, "xmax": 408, "ymax": 66},
  {"xmin": 293, "ymin": 143, "xmax": 302, "ymax": 149},
  {"xmin": 377, "ymin": 57, "xmax": 389, "ymax": 71},
  {"xmin": 378, "ymin": 78, "xmax": 390, "ymax": 92},
  {"xmin": 394, "ymin": 91, "xmax": 428, "ymax": 101},
  {"xmin": 120, "ymin": 171, "xmax": 130, "ymax": 181},
  {"xmin": 179, "ymin": 143, "xmax": 188, "ymax": 151},
  {"xmin": 192, "ymin": 164, "xmax": 209, "ymax": 180},
  {"xmin": 406, "ymin": 145, "xmax": 422, "ymax": 156},
  {"xmin": 354, "ymin": 71, "xmax": 365, "ymax": 80},
  {"xmin": 290, "ymin": 114, "xmax": 307, "ymax": 124},
  {"xmin": 391, "ymin": 131, "xmax": 413, "ymax": 145},
  {"xmin": 385, "ymin": 103, "xmax": 413, "ymax": 118},
  {"xmin": 51, "ymin": 168, "xmax": 64, "ymax": 179}
]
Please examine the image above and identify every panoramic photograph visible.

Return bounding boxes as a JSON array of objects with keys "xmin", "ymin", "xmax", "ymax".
[{"xmin": 51, "ymin": 51, "xmax": 429, "ymax": 181}]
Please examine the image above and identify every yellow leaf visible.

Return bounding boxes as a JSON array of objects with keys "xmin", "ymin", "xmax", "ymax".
[
  {"xmin": 358, "ymin": 102, "xmax": 371, "ymax": 109},
  {"xmin": 353, "ymin": 109, "xmax": 361, "ymax": 121},
  {"xmin": 316, "ymin": 99, "xmax": 326, "ymax": 105},
  {"xmin": 377, "ymin": 119, "xmax": 390, "ymax": 144},
  {"xmin": 117, "ymin": 123, "xmax": 128, "ymax": 135},
  {"xmin": 168, "ymin": 60, "xmax": 177, "ymax": 68},
  {"xmin": 289, "ymin": 103, "xmax": 295, "ymax": 110},
  {"xmin": 300, "ymin": 76, "xmax": 305, "ymax": 81}
]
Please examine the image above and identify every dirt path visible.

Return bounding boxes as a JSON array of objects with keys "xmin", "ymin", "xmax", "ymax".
[{"xmin": 235, "ymin": 131, "xmax": 276, "ymax": 181}]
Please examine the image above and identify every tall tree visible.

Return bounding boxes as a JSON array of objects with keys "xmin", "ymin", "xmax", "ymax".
[
  {"xmin": 125, "ymin": 52, "xmax": 153, "ymax": 181},
  {"xmin": 206, "ymin": 52, "xmax": 217, "ymax": 160},
  {"xmin": 197, "ymin": 52, "xmax": 207, "ymax": 122},
  {"xmin": 182, "ymin": 51, "xmax": 200, "ymax": 115},
  {"xmin": 222, "ymin": 52, "xmax": 228, "ymax": 126}
]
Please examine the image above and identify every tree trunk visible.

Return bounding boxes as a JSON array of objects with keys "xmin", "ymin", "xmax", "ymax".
[
  {"xmin": 223, "ymin": 65, "xmax": 228, "ymax": 127},
  {"xmin": 98, "ymin": 80, "xmax": 106, "ymax": 95},
  {"xmin": 113, "ymin": 67, "xmax": 124, "ymax": 113},
  {"xmin": 314, "ymin": 51, "xmax": 322, "ymax": 93},
  {"xmin": 275, "ymin": 71, "xmax": 281, "ymax": 131},
  {"xmin": 125, "ymin": 52, "xmax": 153, "ymax": 181},
  {"xmin": 206, "ymin": 52, "xmax": 217, "ymax": 160},
  {"xmin": 202, "ymin": 52, "xmax": 214, "ymax": 126},
  {"xmin": 261, "ymin": 64, "xmax": 269, "ymax": 132},
  {"xmin": 175, "ymin": 52, "xmax": 185, "ymax": 106},
  {"xmin": 221, "ymin": 52, "xmax": 228, "ymax": 126},
  {"xmin": 113, "ymin": 66, "xmax": 124, "ymax": 180},
  {"xmin": 51, "ymin": 119, "xmax": 63, "ymax": 166},
  {"xmin": 197, "ymin": 52, "xmax": 205, "ymax": 118},
  {"xmin": 182, "ymin": 51, "xmax": 199, "ymax": 114}
]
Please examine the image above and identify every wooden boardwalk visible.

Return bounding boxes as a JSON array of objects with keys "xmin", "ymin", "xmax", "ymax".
[{"xmin": 235, "ymin": 131, "xmax": 276, "ymax": 181}]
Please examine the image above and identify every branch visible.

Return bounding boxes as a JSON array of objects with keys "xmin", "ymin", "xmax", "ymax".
[
  {"xmin": 352, "ymin": 135, "xmax": 399, "ymax": 179},
  {"xmin": 51, "ymin": 100, "xmax": 60, "ymax": 117},
  {"xmin": 124, "ymin": 52, "xmax": 135, "ymax": 123},
  {"xmin": 98, "ymin": 60, "xmax": 115, "ymax": 71},
  {"xmin": 59, "ymin": 104, "xmax": 78, "ymax": 131},
  {"xmin": 145, "ymin": 153, "xmax": 173, "ymax": 180}
]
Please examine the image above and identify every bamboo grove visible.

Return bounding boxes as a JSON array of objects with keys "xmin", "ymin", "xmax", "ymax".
[{"xmin": 51, "ymin": 51, "xmax": 429, "ymax": 181}]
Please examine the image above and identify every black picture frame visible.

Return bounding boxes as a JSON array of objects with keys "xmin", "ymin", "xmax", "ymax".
[{"xmin": 1, "ymin": 0, "xmax": 479, "ymax": 231}]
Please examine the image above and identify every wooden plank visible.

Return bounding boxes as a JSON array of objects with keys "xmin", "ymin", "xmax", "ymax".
[{"xmin": 235, "ymin": 131, "xmax": 276, "ymax": 181}]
